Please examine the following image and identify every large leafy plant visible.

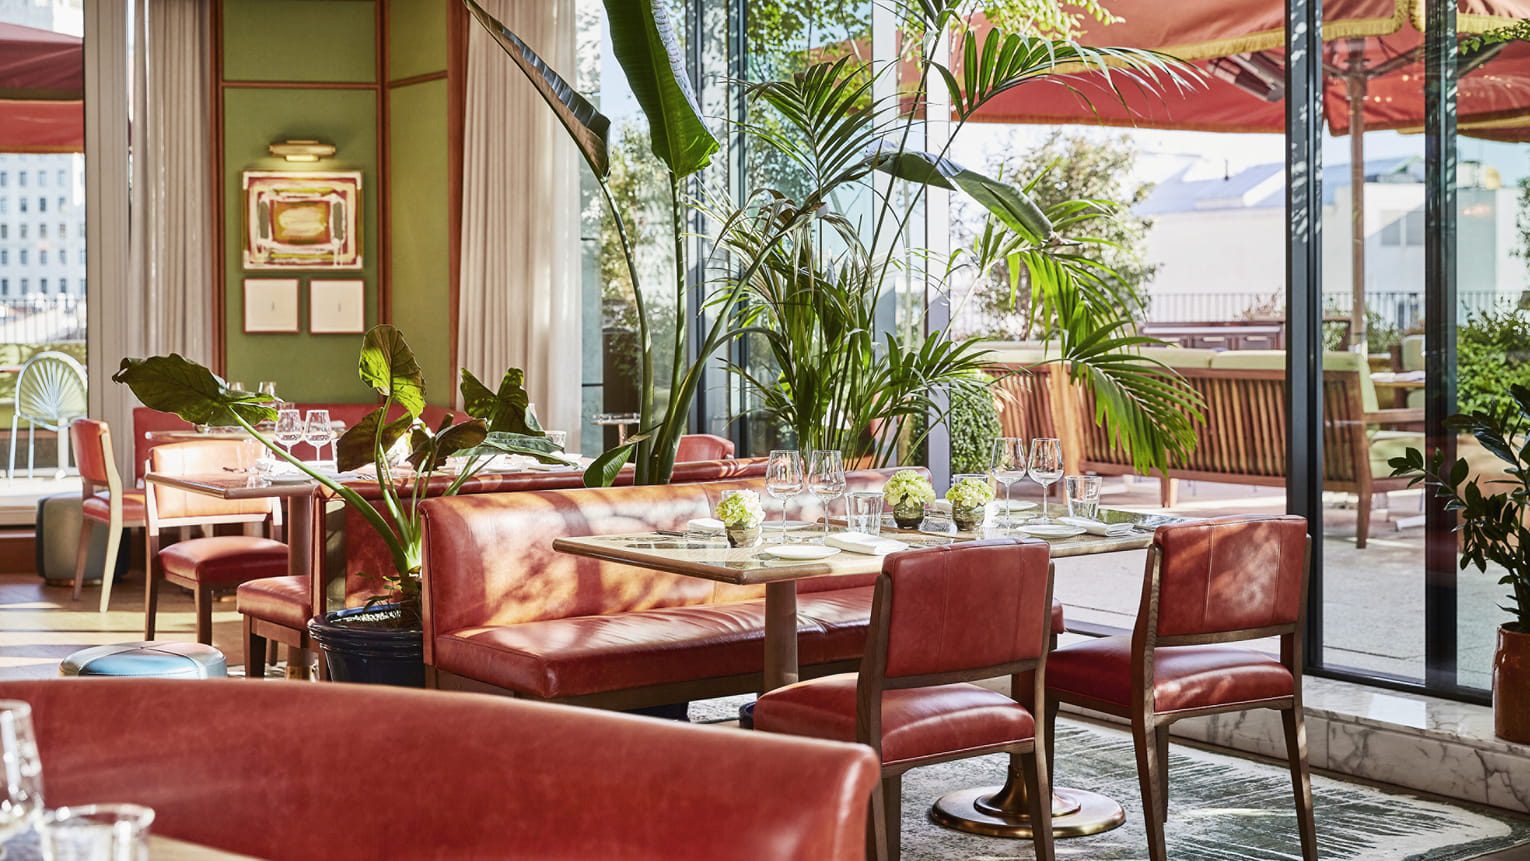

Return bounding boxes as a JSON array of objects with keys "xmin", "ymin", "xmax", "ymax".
[
  {"xmin": 1390, "ymin": 385, "xmax": 1530, "ymax": 632},
  {"xmin": 114, "ymin": 325, "xmax": 562, "ymax": 610}
]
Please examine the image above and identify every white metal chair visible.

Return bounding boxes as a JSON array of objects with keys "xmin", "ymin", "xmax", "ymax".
[{"xmin": 10, "ymin": 351, "xmax": 88, "ymax": 479}]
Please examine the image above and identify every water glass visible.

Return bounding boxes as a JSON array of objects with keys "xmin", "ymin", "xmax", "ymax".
[
  {"xmin": 1065, "ymin": 474, "xmax": 1103, "ymax": 521},
  {"xmin": 989, "ymin": 437, "xmax": 1027, "ymax": 527},
  {"xmin": 38, "ymin": 804, "xmax": 154, "ymax": 861},
  {"xmin": 1028, "ymin": 438, "xmax": 1064, "ymax": 522},
  {"xmin": 846, "ymin": 491, "xmax": 883, "ymax": 534},
  {"xmin": 273, "ymin": 409, "xmax": 304, "ymax": 458},
  {"xmin": 303, "ymin": 409, "xmax": 334, "ymax": 464},
  {"xmin": 544, "ymin": 430, "xmax": 568, "ymax": 450},
  {"xmin": 765, "ymin": 450, "xmax": 804, "ymax": 543},
  {"xmin": 0, "ymin": 700, "xmax": 45, "ymax": 845},
  {"xmin": 807, "ymin": 450, "xmax": 846, "ymax": 543},
  {"xmin": 257, "ymin": 381, "xmax": 278, "ymax": 399}
]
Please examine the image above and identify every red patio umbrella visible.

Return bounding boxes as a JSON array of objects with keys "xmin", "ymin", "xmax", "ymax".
[
  {"xmin": 957, "ymin": 0, "xmax": 1530, "ymax": 347},
  {"xmin": 0, "ymin": 22, "xmax": 82, "ymax": 153}
]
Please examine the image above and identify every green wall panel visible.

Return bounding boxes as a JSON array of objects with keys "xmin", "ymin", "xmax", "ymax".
[
  {"xmin": 223, "ymin": 87, "xmax": 379, "ymax": 403},
  {"xmin": 223, "ymin": 0, "xmax": 377, "ymax": 83},
  {"xmin": 387, "ymin": 80, "xmax": 452, "ymax": 401},
  {"xmin": 387, "ymin": 0, "xmax": 447, "ymax": 80}
]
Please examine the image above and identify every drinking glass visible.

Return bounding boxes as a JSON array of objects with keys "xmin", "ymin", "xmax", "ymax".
[
  {"xmin": 257, "ymin": 381, "xmax": 278, "ymax": 399},
  {"xmin": 38, "ymin": 804, "xmax": 154, "ymax": 861},
  {"xmin": 1028, "ymin": 438, "xmax": 1065, "ymax": 522},
  {"xmin": 807, "ymin": 450, "xmax": 846, "ymax": 543},
  {"xmin": 764, "ymin": 450, "xmax": 804, "ymax": 543},
  {"xmin": 846, "ymin": 491, "xmax": 883, "ymax": 534},
  {"xmin": 1065, "ymin": 474, "xmax": 1103, "ymax": 521},
  {"xmin": 0, "ymin": 700, "xmax": 45, "ymax": 846},
  {"xmin": 989, "ymin": 437, "xmax": 1027, "ymax": 528},
  {"xmin": 303, "ymin": 410, "xmax": 334, "ymax": 464},
  {"xmin": 273, "ymin": 409, "xmax": 304, "ymax": 459},
  {"xmin": 544, "ymin": 430, "xmax": 568, "ymax": 450}
]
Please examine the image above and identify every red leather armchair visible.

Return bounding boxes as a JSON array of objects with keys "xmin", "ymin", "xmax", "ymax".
[
  {"xmin": 1044, "ymin": 515, "xmax": 1315, "ymax": 861},
  {"xmin": 675, "ymin": 433, "xmax": 735, "ymax": 461},
  {"xmin": 2, "ymin": 679, "xmax": 879, "ymax": 860}
]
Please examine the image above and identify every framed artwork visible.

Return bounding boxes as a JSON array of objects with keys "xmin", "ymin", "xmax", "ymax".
[
  {"xmin": 243, "ymin": 278, "xmax": 300, "ymax": 333},
  {"xmin": 243, "ymin": 170, "xmax": 363, "ymax": 270},
  {"xmin": 309, "ymin": 279, "xmax": 366, "ymax": 334}
]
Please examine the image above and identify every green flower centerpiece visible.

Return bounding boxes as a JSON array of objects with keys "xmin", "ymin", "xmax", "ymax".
[
  {"xmin": 947, "ymin": 476, "xmax": 995, "ymax": 532},
  {"xmin": 885, "ymin": 470, "xmax": 935, "ymax": 530},
  {"xmin": 717, "ymin": 489, "xmax": 766, "ymax": 548}
]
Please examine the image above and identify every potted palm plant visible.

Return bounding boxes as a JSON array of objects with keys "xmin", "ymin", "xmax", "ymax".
[
  {"xmin": 114, "ymin": 325, "xmax": 564, "ymax": 686},
  {"xmin": 1390, "ymin": 384, "xmax": 1530, "ymax": 742}
]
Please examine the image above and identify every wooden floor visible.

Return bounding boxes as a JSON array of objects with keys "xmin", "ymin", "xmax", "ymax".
[{"xmin": 0, "ymin": 570, "xmax": 251, "ymax": 680}]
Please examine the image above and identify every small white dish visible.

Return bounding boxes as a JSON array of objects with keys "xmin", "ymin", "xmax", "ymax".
[
  {"xmin": 992, "ymin": 500, "xmax": 1038, "ymax": 513},
  {"xmin": 1018, "ymin": 524, "xmax": 1087, "ymax": 539},
  {"xmin": 264, "ymin": 474, "xmax": 316, "ymax": 484},
  {"xmin": 761, "ymin": 545, "xmax": 841, "ymax": 561}
]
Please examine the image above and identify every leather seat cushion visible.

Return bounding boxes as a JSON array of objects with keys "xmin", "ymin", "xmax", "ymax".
[
  {"xmin": 755, "ymin": 673, "xmax": 1036, "ymax": 765},
  {"xmin": 159, "ymin": 537, "xmax": 289, "ymax": 588},
  {"xmin": 434, "ymin": 589, "xmax": 876, "ymax": 700},
  {"xmin": 82, "ymin": 490, "xmax": 146, "ymax": 524},
  {"xmin": 236, "ymin": 576, "xmax": 311, "ymax": 630},
  {"xmin": 1047, "ymin": 636, "xmax": 1294, "ymax": 714}
]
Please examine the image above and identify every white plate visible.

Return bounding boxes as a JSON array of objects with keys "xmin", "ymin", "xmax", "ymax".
[
  {"xmin": 992, "ymin": 500, "xmax": 1037, "ymax": 512},
  {"xmin": 264, "ymin": 474, "xmax": 316, "ymax": 484},
  {"xmin": 1017, "ymin": 524, "xmax": 1087, "ymax": 539},
  {"xmin": 761, "ymin": 545, "xmax": 841, "ymax": 561},
  {"xmin": 762, "ymin": 520, "xmax": 817, "ymax": 531}
]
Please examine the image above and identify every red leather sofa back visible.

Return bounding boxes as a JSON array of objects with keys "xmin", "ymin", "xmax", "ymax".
[
  {"xmin": 2, "ymin": 679, "xmax": 878, "ymax": 861},
  {"xmin": 417, "ymin": 469, "xmax": 912, "ymax": 653}
]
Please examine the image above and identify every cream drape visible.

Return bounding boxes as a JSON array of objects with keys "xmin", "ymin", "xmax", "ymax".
[{"xmin": 457, "ymin": 0, "xmax": 582, "ymax": 449}]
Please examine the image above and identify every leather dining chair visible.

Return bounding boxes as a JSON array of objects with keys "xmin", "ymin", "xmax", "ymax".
[
  {"xmin": 144, "ymin": 441, "xmax": 289, "ymax": 646},
  {"xmin": 755, "ymin": 539, "xmax": 1057, "ymax": 861},
  {"xmin": 69, "ymin": 419, "xmax": 146, "ymax": 613},
  {"xmin": 237, "ymin": 572, "xmax": 318, "ymax": 680},
  {"xmin": 1044, "ymin": 515, "xmax": 1316, "ymax": 861}
]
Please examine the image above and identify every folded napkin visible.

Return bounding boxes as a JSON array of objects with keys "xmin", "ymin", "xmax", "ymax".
[
  {"xmin": 686, "ymin": 518, "xmax": 725, "ymax": 534},
  {"xmin": 1058, "ymin": 516, "xmax": 1135, "ymax": 537},
  {"xmin": 826, "ymin": 532, "xmax": 908, "ymax": 556}
]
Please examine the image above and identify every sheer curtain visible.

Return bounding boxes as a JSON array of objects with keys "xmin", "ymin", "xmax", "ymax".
[{"xmin": 457, "ymin": 0, "xmax": 581, "ymax": 448}]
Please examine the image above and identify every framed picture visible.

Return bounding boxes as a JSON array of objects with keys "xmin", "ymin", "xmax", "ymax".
[
  {"xmin": 243, "ymin": 279, "xmax": 300, "ymax": 333},
  {"xmin": 242, "ymin": 170, "xmax": 362, "ymax": 270},
  {"xmin": 309, "ymin": 279, "xmax": 366, "ymax": 334}
]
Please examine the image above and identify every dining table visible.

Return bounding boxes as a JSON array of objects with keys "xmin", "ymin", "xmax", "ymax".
[{"xmin": 553, "ymin": 507, "xmax": 1189, "ymax": 842}]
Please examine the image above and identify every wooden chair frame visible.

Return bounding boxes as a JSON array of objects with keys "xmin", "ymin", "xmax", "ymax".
[
  {"xmin": 1044, "ymin": 540, "xmax": 1317, "ymax": 861},
  {"xmin": 850, "ymin": 562, "xmax": 1057, "ymax": 861},
  {"xmin": 70, "ymin": 421, "xmax": 145, "ymax": 612}
]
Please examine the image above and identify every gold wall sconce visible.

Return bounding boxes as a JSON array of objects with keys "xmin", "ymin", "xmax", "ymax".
[{"xmin": 267, "ymin": 139, "xmax": 336, "ymax": 163}]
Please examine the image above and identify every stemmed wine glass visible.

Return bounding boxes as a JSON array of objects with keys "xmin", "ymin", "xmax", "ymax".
[
  {"xmin": 765, "ymin": 450, "xmax": 804, "ymax": 543},
  {"xmin": 1028, "ymin": 438, "xmax": 1064, "ymax": 522},
  {"xmin": 273, "ymin": 409, "xmax": 304, "ymax": 461},
  {"xmin": 0, "ymin": 700, "xmax": 45, "ymax": 846},
  {"xmin": 304, "ymin": 409, "xmax": 335, "ymax": 465},
  {"xmin": 989, "ymin": 437, "xmax": 1027, "ymax": 528},
  {"xmin": 807, "ymin": 450, "xmax": 846, "ymax": 544}
]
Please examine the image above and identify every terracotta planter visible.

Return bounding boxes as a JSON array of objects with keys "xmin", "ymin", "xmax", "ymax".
[{"xmin": 1495, "ymin": 624, "xmax": 1530, "ymax": 744}]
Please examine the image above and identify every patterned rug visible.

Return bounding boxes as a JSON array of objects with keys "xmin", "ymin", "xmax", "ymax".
[{"xmin": 690, "ymin": 696, "xmax": 1530, "ymax": 860}]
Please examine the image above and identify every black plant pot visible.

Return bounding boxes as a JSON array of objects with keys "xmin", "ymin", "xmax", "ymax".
[{"xmin": 307, "ymin": 604, "xmax": 424, "ymax": 688}]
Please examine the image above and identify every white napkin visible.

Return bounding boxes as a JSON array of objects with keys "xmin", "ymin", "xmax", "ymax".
[
  {"xmin": 1058, "ymin": 516, "xmax": 1134, "ymax": 537},
  {"xmin": 826, "ymin": 532, "xmax": 908, "ymax": 556},
  {"xmin": 686, "ymin": 518, "xmax": 725, "ymax": 534}
]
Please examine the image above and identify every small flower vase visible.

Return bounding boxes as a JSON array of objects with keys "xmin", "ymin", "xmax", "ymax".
[
  {"xmin": 892, "ymin": 502, "xmax": 925, "ymax": 530},
  {"xmin": 952, "ymin": 505, "xmax": 984, "ymax": 532},
  {"xmin": 725, "ymin": 524, "xmax": 762, "ymax": 548}
]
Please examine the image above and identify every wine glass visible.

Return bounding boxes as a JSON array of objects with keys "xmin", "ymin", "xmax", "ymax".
[
  {"xmin": 1028, "ymin": 438, "xmax": 1065, "ymax": 522},
  {"xmin": 765, "ymin": 450, "xmax": 804, "ymax": 543},
  {"xmin": 273, "ymin": 409, "xmax": 304, "ymax": 460},
  {"xmin": 807, "ymin": 450, "xmax": 846, "ymax": 543},
  {"xmin": 0, "ymin": 700, "xmax": 45, "ymax": 846},
  {"xmin": 304, "ymin": 409, "xmax": 334, "ymax": 465},
  {"xmin": 989, "ymin": 437, "xmax": 1027, "ymax": 528},
  {"xmin": 257, "ymin": 381, "xmax": 278, "ymax": 401}
]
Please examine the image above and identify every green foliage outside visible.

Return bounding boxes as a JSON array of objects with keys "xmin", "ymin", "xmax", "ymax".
[
  {"xmin": 910, "ymin": 370, "xmax": 1002, "ymax": 475},
  {"xmin": 1459, "ymin": 310, "xmax": 1530, "ymax": 416}
]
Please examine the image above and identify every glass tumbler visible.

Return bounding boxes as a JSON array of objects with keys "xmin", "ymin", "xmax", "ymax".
[
  {"xmin": 846, "ymin": 491, "xmax": 884, "ymax": 534},
  {"xmin": 1064, "ymin": 474, "xmax": 1103, "ymax": 521},
  {"xmin": 38, "ymin": 804, "xmax": 154, "ymax": 861}
]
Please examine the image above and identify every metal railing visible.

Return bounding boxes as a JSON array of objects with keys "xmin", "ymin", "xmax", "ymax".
[
  {"xmin": 0, "ymin": 295, "xmax": 86, "ymax": 344},
  {"xmin": 1145, "ymin": 289, "xmax": 1521, "ymax": 328}
]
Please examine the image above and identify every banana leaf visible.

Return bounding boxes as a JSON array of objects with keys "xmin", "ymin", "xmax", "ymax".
[{"xmin": 601, "ymin": 0, "xmax": 718, "ymax": 178}]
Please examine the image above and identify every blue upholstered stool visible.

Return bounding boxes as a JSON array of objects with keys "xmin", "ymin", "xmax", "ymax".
[{"xmin": 59, "ymin": 641, "xmax": 228, "ymax": 679}]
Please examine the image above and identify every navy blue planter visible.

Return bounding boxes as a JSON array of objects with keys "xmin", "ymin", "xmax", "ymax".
[{"xmin": 307, "ymin": 604, "xmax": 424, "ymax": 688}]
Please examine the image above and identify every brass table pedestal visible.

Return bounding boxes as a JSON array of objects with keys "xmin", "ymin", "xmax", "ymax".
[{"xmin": 930, "ymin": 764, "xmax": 1126, "ymax": 840}]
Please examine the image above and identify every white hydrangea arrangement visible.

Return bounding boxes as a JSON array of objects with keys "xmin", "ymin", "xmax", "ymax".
[
  {"xmin": 883, "ymin": 470, "xmax": 935, "ymax": 508},
  {"xmin": 947, "ymin": 476, "xmax": 995, "ymax": 509},
  {"xmin": 716, "ymin": 489, "xmax": 766, "ymax": 528}
]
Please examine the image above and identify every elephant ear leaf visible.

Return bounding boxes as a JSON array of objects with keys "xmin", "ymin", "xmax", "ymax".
[
  {"xmin": 337, "ymin": 406, "xmax": 414, "ymax": 473},
  {"xmin": 583, "ymin": 431, "xmax": 650, "ymax": 487},
  {"xmin": 358, "ymin": 325, "xmax": 426, "ymax": 418},
  {"xmin": 458, "ymin": 431, "xmax": 567, "ymax": 465},
  {"xmin": 408, "ymin": 419, "xmax": 489, "ymax": 473},
  {"xmin": 460, "ymin": 368, "xmax": 542, "ymax": 434},
  {"xmin": 464, "ymin": 0, "xmax": 611, "ymax": 179},
  {"xmin": 601, "ymin": 0, "xmax": 718, "ymax": 178},
  {"xmin": 864, "ymin": 143, "xmax": 1053, "ymax": 239},
  {"xmin": 113, "ymin": 355, "xmax": 276, "ymax": 427}
]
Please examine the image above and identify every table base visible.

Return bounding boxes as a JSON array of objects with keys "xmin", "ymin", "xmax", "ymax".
[{"xmin": 930, "ymin": 785, "xmax": 1125, "ymax": 839}]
